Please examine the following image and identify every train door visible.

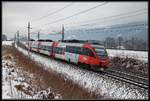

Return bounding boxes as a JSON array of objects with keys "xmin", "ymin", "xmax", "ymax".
[
  {"xmin": 52, "ymin": 42, "xmax": 59, "ymax": 57},
  {"xmin": 70, "ymin": 53, "xmax": 79, "ymax": 64},
  {"xmin": 51, "ymin": 42, "xmax": 55, "ymax": 56},
  {"xmin": 37, "ymin": 41, "xmax": 41, "ymax": 52},
  {"xmin": 50, "ymin": 42, "xmax": 55, "ymax": 56},
  {"xmin": 65, "ymin": 46, "xmax": 79, "ymax": 64}
]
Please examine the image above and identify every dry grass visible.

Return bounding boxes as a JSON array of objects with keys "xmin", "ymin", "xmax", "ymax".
[
  {"xmin": 109, "ymin": 56, "xmax": 148, "ymax": 78},
  {"xmin": 2, "ymin": 45, "xmax": 100, "ymax": 99}
]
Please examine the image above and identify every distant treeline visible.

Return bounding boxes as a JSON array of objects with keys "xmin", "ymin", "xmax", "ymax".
[
  {"xmin": 2, "ymin": 34, "xmax": 7, "ymax": 41},
  {"xmin": 103, "ymin": 36, "xmax": 148, "ymax": 51}
]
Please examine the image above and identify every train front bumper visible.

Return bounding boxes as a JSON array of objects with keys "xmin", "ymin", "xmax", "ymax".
[{"xmin": 100, "ymin": 59, "xmax": 109, "ymax": 68}]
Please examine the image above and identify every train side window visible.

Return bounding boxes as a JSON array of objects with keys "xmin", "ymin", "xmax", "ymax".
[
  {"xmin": 39, "ymin": 45, "xmax": 42, "ymax": 49},
  {"xmin": 73, "ymin": 47, "xmax": 76, "ymax": 53},
  {"xmin": 74, "ymin": 47, "xmax": 77, "ymax": 54},
  {"xmin": 88, "ymin": 49, "xmax": 94, "ymax": 57},
  {"xmin": 55, "ymin": 47, "xmax": 57, "ymax": 53},
  {"xmin": 63, "ymin": 48, "xmax": 65, "ymax": 54},
  {"xmin": 58, "ymin": 47, "xmax": 61, "ymax": 54},
  {"xmin": 82, "ymin": 48, "xmax": 87, "ymax": 56},
  {"xmin": 77, "ymin": 47, "xmax": 82, "ymax": 54},
  {"xmin": 68, "ymin": 46, "xmax": 74, "ymax": 53},
  {"xmin": 55, "ymin": 48, "xmax": 56, "ymax": 53},
  {"xmin": 42, "ymin": 45, "xmax": 44, "ymax": 50},
  {"xmin": 41, "ymin": 45, "xmax": 44, "ymax": 50},
  {"xmin": 76, "ymin": 47, "xmax": 80, "ymax": 54},
  {"xmin": 54, "ymin": 47, "xmax": 56, "ymax": 52},
  {"xmin": 44, "ymin": 46, "xmax": 47, "ymax": 50},
  {"xmin": 63, "ymin": 48, "xmax": 65, "ymax": 53},
  {"xmin": 46, "ymin": 46, "xmax": 48, "ymax": 50},
  {"xmin": 74, "ymin": 47, "xmax": 79, "ymax": 54},
  {"xmin": 56, "ymin": 47, "xmax": 58, "ymax": 53},
  {"xmin": 61, "ymin": 48, "xmax": 64, "ymax": 54},
  {"xmin": 43, "ymin": 46, "xmax": 44, "ymax": 50},
  {"xmin": 66, "ymin": 46, "xmax": 69, "ymax": 52},
  {"xmin": 86, "ymin": 48, "xmax": 94, "ymax": 57},
  {"xmin": 49, "ymin": 46, "xmax": 52, "ymax": 51},
  {"xmin": 70, "ymin": 46, "xmax": 73, "ymax": 53},
  {"xmin": 60, "ymin": 48, "xmax": 63, "ymax": 54}
]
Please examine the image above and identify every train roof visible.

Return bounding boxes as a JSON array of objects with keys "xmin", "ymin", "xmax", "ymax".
[
  {"xmin": 28, "ymin": 39, "xmax": 104, "ymax": 46},
  {"xmin": 60, "ymin": 39, "xmax": 104, "ymax": 45},
  {"xmin": 37, "ymin": 39, "xmax": 53, "ymax": 42}
]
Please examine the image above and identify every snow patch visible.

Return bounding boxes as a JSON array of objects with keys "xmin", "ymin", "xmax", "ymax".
[
  {"xmin": 106, "ymin": 49, "xmax": 148, "ymax": 62},
  {"xmin": 2, "ymin": 41, "xmax": 13, "ymax": 46},
  {"xmin": 2, "ymin": 52, "xmax": 62, "ymax": 99}
]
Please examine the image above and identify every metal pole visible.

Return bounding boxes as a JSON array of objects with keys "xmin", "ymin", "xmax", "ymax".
[
  {"xmin": 28, "ymin": 22, "xmax": 30, "ymax": 47},
  {"xmin": 62, "ymin": 25, "xmax": 64, "ymax": 41},
  {"xmin": 17, "ymin": 30, "xmax": 19, "ymax": 44},
  {"xmin": 38, "ymin": 31, "xmax": 40, "ymax": 40},
  {"xmin": 14, "ymin": 33, "xmax": 16, "ymax": 43},
  {"xmin": 27, "ymin": 22, "xmax": 32, "ymax": 56},
  {"xmin": 14, "ymin": 33, "xmax": 16, "ymax": 46}
]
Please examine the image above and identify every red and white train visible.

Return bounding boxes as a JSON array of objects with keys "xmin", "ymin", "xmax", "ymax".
[{"xmin": 22, "ymin": 40, "xmax": 109, "ymax": 71}]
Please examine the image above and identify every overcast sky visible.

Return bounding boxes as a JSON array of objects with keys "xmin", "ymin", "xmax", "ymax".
[{"xmin": 2, "ymin": 2, "xmax": 148, "ymax": 39}]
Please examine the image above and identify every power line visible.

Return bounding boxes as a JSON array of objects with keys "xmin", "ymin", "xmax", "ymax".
[
  {"xmin": 81, "ymin": 12, "xmax": 147, "ymax": 26},
  {"xmin": 32, "ymin": 11, "xmax": 147, "ymax": 36},
  {"xmin": 44, "ymin": 2, "xmax": 108, "ymax": 25},
  {"xmin": 82, "ymin": 12, "xmax": 146, "ymax": 24},
  {"xmin": 65, "ymin": 8, "xmax": 147, "ymax": 26},
  {"xmin": 31, "ymin": 4, "xmax": 147, "ymax": 34},
  {"xmin": 66, "ymin": 11, "xmax": 147, "ymax": 29},
  {"xmin": 66, "ymin": 21, "xmax": 147, "ymax": 32},
  {"xmin": 31, "ymin": 3, "xmax": 74, "ymax": 22}
]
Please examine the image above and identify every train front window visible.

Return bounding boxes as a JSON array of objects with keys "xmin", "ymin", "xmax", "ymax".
[
  {"xmin": 94, "ymin": 48, "xmax": 108, "ymax": 59},
  {"xmin": 82, "ymin": 48, "xmax": 95, "ymax": 57}
]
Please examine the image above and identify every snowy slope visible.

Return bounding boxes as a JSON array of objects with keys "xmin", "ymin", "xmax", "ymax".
[
  {"xmin": 2, "ymin": 50, "xmax": 61, "ymax": 99},
  {"xmin": 106, "ymin": 49, "xmax": 148, "ymax": 62},
  {"xmin": 2, "ymin": 41, "xmax": 13, "ymax": 46},
  {"xmin": 15, "ymin": 44, "xmax": 148, "ymax": 99}
]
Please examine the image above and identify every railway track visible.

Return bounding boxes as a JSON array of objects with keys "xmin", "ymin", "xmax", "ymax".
[
  {"xmin": 16, "ymin": 43, "xmax": 149, "ymax": 90},
  {"xmin": 101, "ymin": 69, "xmax": 148, "ymax": 89}
]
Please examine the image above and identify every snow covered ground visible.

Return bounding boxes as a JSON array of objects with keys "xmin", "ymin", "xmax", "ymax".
[
  {"xmin": 2, "ymin": 41, "xmax": 13, "ymax": 46},
  {"xmin": 14, "ymin": 44, "xmax": 148, "ymax": 99},
  {"xmin": 2, "ymin": 50, "xmax": 61, "ymax": 99},
  {"xmin": 106, "ymin": 49, "xmax": 148, "ymax": 62}
]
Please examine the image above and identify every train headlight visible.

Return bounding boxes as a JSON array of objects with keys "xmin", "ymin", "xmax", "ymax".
[{"xmin": 83, "ymin": 57, "xmax": 87, "ymax": 61}]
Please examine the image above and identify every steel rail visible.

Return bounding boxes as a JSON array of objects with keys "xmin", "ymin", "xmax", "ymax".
[
  {"xmin": 102, "ymin": 70, "xmax": 148, "ymax": 89},
  {"xmin": 107, "ymin": 69, "xmax": 148, "ymax": 81}
]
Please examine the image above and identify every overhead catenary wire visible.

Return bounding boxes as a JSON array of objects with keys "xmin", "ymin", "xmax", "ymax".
[
  {"xmin": 30, "ymin": 21, "xmax": 147, "ymax": 40},
  {"xmin": 31, "ymin": 11, "xmax": 147, "ymax": 37},
  {"xmin": 65, "ymin": 8, "xmax": 147, "ymax": 26},
  {"xmin": 65, "ymin": 11, "xmax": 147, "ymax": 29},
  {"xmin": 31, "ymin": 2, "xmax": 74, "ymax": 22},
  {"xmin": 80, "ymin": 11, "xmax": 147, "ymax": 26},
  {"xmin": 29, "ymin": 3, "xmax": 147, "ymax": 37},
  {"xmin": 31, "ymin": 12, "xmax": 147, "ymax": 37},
  {"xmin": 44, "ymin": 2, "xmax": 108, "ymax": 25}
]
